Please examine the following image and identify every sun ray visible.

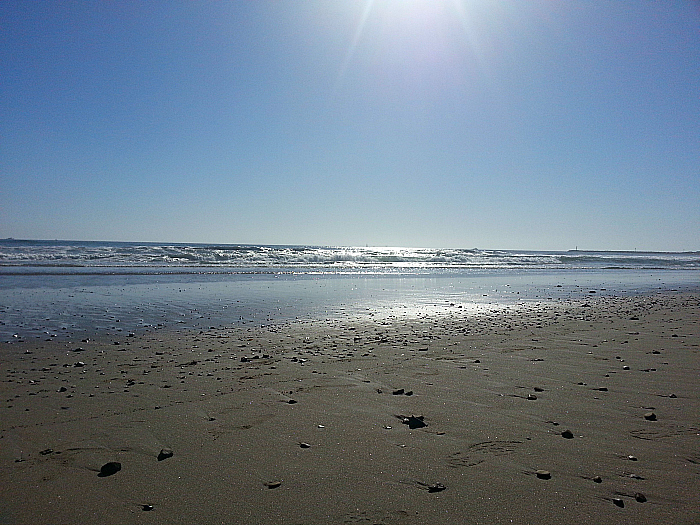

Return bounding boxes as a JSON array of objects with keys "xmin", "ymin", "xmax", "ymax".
[{"xmin": 334, "ymin": 0, "xmax": 375, "ymax": 90}]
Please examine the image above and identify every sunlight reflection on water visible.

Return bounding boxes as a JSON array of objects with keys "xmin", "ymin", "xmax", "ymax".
[{"xmin": 1, "ymin": 269, "xmax": 698, "ymax": 340}]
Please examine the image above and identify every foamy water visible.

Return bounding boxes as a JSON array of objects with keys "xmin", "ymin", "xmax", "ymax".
[{"xmin": 1, "ymin": 240, "xmax": 698, "ymax": 341}]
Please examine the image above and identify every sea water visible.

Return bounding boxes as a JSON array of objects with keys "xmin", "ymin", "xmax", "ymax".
[{"xmin": 1, "ymin": 240, "xmax": 698, "ymax": 341}]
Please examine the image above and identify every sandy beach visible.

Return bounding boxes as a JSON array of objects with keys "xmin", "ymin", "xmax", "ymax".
[{"xmin": 1, "ymin": 291, "xmax": 698, "ymax": 524}]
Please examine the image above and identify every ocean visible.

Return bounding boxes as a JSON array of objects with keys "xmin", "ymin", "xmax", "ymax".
[{"xmin": 1, "ymin": 239, "xmax": 698, "ymax": 341}]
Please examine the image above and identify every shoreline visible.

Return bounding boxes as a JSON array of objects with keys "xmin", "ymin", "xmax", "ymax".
[{"xmin": 1, "ymin": 291, "xmax": 698, "ymax": 524}]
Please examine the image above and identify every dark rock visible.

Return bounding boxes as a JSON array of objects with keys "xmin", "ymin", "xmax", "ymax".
[
  {"xmin": 392, "ymin": 389, "xmax": 405, "ymax": 395},
  {"xmin": 612, "ymin": 498, "xmax": 624, "ymax": 508},
  {"xmin": 643, "ymin": 412, "xmax": 657, "ymax": 421},
  {"xmin": 98, "ymin": 462, "xmax": 121, "ymax": 477},
  {"xmin": 157, "ymin": 448, "xmax": 173, "ymax": 461},
  {"xmin": 427, "ymin": 483, "xmax": 446, "ymax": 493},
  {"xmin": 402, "ymin": 415, "xmax": 427, "ymax": 429},
  {"xmin": 635, "ymin": 493, "xmax": 647, "ymax": 503},
  {"xmin": 535, "ymin": 470, "xmax": 551, "ymax": 480},
  {"xmin": 593, "ymin": 475, "xmax": 602, "ymax": 483},
  {"xmin": 142, "ymin": 505, "xmax": 154, "ymax": 511},
  {"xmin": 561, "ymin": 429, "xmax": 574, "ymax": 439}
]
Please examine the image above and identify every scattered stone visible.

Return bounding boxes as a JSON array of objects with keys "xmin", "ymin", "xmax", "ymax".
[
  {"xmin": 623, "ymin": 365, "xmax": 630, "ymax": 370},
  {"xmin": 627, "ymin": 455, "xmax": 638, "ymax": 461},
  {"xmin": 644, "ymin": 412, "xmax": 657, "ymax": 421},
  {"xmin": 527, "ymin": 394, "xmax": 537, "ymax": 400},
  {"xmin": 635, "ymin": 493, "xmax": 647, "ymax": 503},
  {"xmin": 533, "ymin": 386, "xmax": 544, "ymax": 392},
  {"xmin": 142, "ymin": 505, "xmax": 154, "ymax": 511},
  {"xmin": 73, "ymin": 361, "xmax": 85, "ymax": 367},
  {"xmin": 98, "ymin": 462, "xmax": 122, "ymax": 477},
  {"xmin": 536, "ymin": 470, "xmax": 551, "ymax": 480},
  {"xmin": 593, "ymin": 475, "xmax": 602, "ymax": 483},
  {"xmin": 404, "ymin": 390, "xmax": 413, "ymax": 396},
  {"xmin": 669, "ymin": 393, "xmax": 677, "ymax": 398},
  {"xmin": 264, "ymin": 480, "xmax": 282, "ymax": 489},
  {"xmin": 561, "ymin": 429, "xmax": 574, "ymax": 439},
  {"xmin": 392, "ymin": 389, "xmax": 405, "ymax": 395},
  {"xmin": 399, "ymin": 415, "xmax": 427, "ymax": 429},
  {"xmin": 612, "ymin": 497, "xmax": 624, "ymax": 508},
  {"xmin": 287, "ymin": 399, "xmax": 297, "ymax": 404},
  {"xmin": 298, "ymin": 442, "xmax": 311, "ymax": 448},
  {"xmin": 427, "ymin": 483, "xmax": 446, "ymax": 493},
  {"xmin": 39, "ymin": 448, "xmax": 53, "ymax": 455},
  {"xmin": 157, "ymin": 448, "xmax": 174, "ymax": 461}
]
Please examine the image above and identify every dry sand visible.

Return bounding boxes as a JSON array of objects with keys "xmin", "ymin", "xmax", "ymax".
[{"xmin": 1, "ymin": 292, "xmax": 698, "ymax": 524}]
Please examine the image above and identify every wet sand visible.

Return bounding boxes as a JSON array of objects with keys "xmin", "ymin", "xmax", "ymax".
[{"xmin": 1, "ymin": 292, "xmax": 698, "ymax": 524}]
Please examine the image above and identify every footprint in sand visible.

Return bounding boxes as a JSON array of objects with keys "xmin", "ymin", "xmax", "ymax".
[{"xmin": 447, "ymin": 440, "xmax": 522, "ymax": 468}]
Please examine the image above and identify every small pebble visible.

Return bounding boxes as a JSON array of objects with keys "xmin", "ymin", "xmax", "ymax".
[
  {"xmin": 157, "ymin": 448, "xmax": 174, "ymax": 461},
  {"xmin": 635, "ymin": 493, "xmax": 647, "ymax": 503},
  {"xmin": 527, "ymin": 394, "xmax": 537, "ymax": 400},
  {"xmin": 98, "ymin": 462, "xmax": 121, "ymax": 477},
  {"xmin": 264, "ymin": 480, "xmax": 282, "ymax": 489},
  {"xmin": 643, "ymin": 412, "xmax": 657, "ymax": 421},
  {"xmin": 536, "ymin": 470, "xmax": 551, "ymax": 480},
  {"xmin": 427, "ymin": 483, "xmax": 446, "ymax": 493},
  {"xmin": 593, "ymin": 475, "xmax": 602, "ymax": 483},
  {"xmin": 612, "ymin": 498, "xmax": 624, "ymax": 508},
  {"xmin": 561, "ymin": 429, "xmax": 574, "ymax": 439},
  {"xmin": 298, "ymin": 442, "xmax": 311, "ymax": 448},
  {"xmin": 142, "ymin": 505, "xmax": 154, "ymax": 511},
  {"xmin": 627, "ymin": 455, "xmax": 638, "ymax": 461}
]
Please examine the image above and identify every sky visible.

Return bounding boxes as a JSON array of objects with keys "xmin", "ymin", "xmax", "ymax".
[{"xmin": 1, "ymin": 1, "xmax": 699, "ymax": 251}]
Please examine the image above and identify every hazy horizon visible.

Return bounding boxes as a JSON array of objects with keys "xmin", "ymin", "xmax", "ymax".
[{"xmin": 2, "ymin": 1, "xmax": 699, "ymax": 251}]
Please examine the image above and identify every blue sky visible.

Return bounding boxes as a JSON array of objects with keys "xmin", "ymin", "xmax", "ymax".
[{"xmin": 1, "ymin": 1, "xmax": 698, "ymax": 250}]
